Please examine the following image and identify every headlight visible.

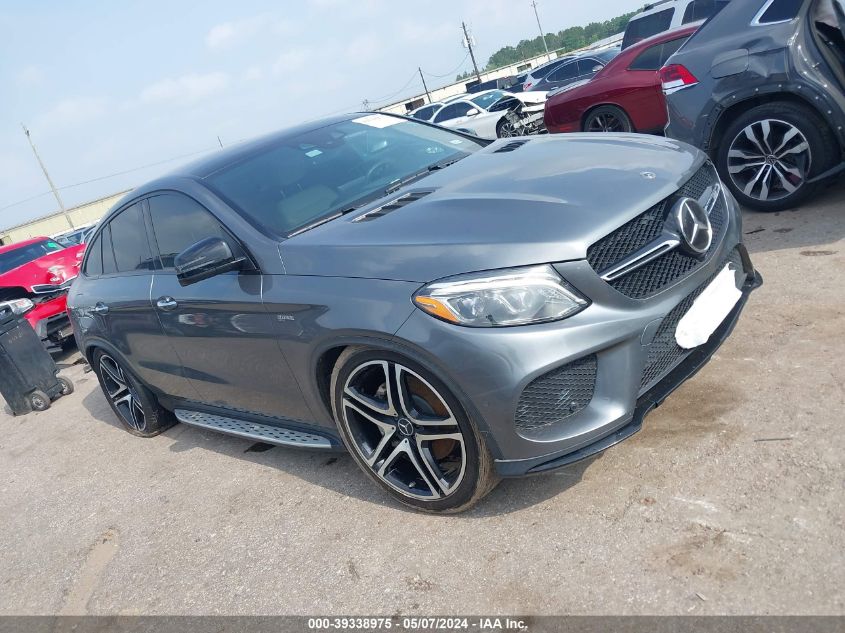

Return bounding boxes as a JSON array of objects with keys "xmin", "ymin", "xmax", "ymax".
[
  {"xmin": 413, "ymin": 265, "xmax": 588, "ymax": 327},
  {"xmin": 0, "ymin": 298, "xmax": 35, "ymax": 316}
]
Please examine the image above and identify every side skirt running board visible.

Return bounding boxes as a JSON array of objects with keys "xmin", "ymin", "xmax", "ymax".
[{"xmin": 174, "ymin": 409, "xmax": 334, "ymax": 449}]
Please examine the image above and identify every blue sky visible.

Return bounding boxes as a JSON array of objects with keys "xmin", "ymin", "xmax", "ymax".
[{"xmin": 0, "ymin": 0, "xmax": 636, "ymax": 229}]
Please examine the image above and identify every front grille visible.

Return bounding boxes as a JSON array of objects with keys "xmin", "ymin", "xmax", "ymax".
[
  {"xmin": 640, "ymin": 248, "xmax": 745, "ymax": 391},
  {"xmin": 515, "ymin": 355, "xmax": 597, "ymax": 432},
  {"xmin": 587, "ymin": 163, "xmax": 727, "ymax": 299}
]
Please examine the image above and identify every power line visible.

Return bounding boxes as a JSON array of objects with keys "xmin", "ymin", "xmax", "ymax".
[
  {"xmin": 0, "ymin": 143, "xmax": 223, "ymax": 213},
  {"xmin": 365, "ymin": 70, "xmax": 420, "ymax": 105},
  {"xmin": 420, "ymin": 52, "xmax": 470, "ymax": 78}
]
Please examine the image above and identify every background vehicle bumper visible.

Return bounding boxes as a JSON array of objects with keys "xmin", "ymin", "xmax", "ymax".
[{"xmin": 24, "ymin": 295, "xmax": 73, "ymax": 346}]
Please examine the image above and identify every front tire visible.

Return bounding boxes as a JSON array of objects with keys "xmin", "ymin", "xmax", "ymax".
[
  {"xmin": 330, "ymin": 346, "xmax": 498, "ymax": 513},
  {"xmin": 716, "ymin": 102, "xmax": 837, "ymax": 212},
  {"xmin": 92, "ymin": 349, "xmax": 176, "ymax": 437},
  {"xmin": 496, "ymin": 118, "xmax": 518, "ymax": 138}
]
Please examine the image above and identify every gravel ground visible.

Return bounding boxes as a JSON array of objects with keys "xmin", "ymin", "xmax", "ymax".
[{"xmin": 0, "ymin": 186, "xmax": 843, "ymax": 616}]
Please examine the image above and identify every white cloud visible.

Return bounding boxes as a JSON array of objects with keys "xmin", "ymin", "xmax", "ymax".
[
  {"xmin": 37, "ymin": 96, "xmax": 108, "ymax": 131},
  {"xmin": 140, "ymin": 72, "xmax": 230, "ymax": 106},
  {"xmin": 272, "ymin": 49, "xmax": 309, "ymax": 76},
  {"xmin": 243, "ymin": 66, "xmax": 264, "ymax": 82},
  {"xmin": 204, "ymin": 14, "xmax": 291, "ymax": 49},
  {"xmin": 17, "ymin": 65, "xmax": 45, "ymax": 86},
  {"xmin": 345, "ymin": 34, "xmax": 380, "ymax": 64}
]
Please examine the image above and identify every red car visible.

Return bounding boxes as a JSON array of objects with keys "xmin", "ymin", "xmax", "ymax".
[
  {"xmin": 544, "ymin": 25, "xmax": 699, "ymax": 135},
  {"xmin": 0, "ymin": 236, "xmax": 85, "ymax": 349}
]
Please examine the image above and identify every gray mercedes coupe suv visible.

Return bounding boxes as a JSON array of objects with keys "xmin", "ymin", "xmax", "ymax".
[{"xmin": 68, "ymin": 113, "xmax": 761, "ymax": 512}]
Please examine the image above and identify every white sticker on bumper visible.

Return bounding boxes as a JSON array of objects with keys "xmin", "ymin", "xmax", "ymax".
[{"xmin": 675, "ymin": 263, "xmax": 743, "ymax": 350}]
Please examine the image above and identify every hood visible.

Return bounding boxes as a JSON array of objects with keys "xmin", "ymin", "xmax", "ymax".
[
  {"xmin": 515, "ymin": 91, "xmax": 547, "ymax": 104},
  {"xmin": 0, "ymin": 244, "xmax": 84, "ymax": 293},
  {"xmin": 280, "ymin": 134, "xmax": 703, "ymax": 282}
]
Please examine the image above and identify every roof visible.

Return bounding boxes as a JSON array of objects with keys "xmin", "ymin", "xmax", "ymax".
[
  {"xmin": 166, "ymin": 113, "xmax": 358, "ymax": 181},
  {"xmin": 0, "ymin": 236, "xmax": 49, "ymax": 255}
]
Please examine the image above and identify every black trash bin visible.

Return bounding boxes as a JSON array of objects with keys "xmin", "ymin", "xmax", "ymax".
[{"xmin": 0, "ymin": 305, "xmax": 73, "ymax": 415}]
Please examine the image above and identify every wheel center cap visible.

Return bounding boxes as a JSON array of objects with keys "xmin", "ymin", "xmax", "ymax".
[
  {"xmin": 765, "ymin": 154, "xmax": 777, "ymax": 165},
  {"xmin": 397, "ymin": 417, "xmax": 414, "ymax": 437}
]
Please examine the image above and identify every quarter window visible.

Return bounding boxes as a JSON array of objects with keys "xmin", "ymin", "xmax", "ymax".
[
  {"xmin": 629, "ymin": 36, "xmax": 690, "ymax": 71},
  {"xmin": 756, "ymin": 0, "xmax": 803, "ymax": 23},
  {"xmin": 147, "ymin": 193, "xmax": 235, "ymax": 269},
  {"xmin": 83, "ymin": 232, "xmax": 103, "ymax": 277}
]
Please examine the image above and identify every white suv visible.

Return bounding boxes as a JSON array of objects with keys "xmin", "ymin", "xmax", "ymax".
[{"xmin": 621, "ymin": 0, "xmax": 723, "ymax": 49}]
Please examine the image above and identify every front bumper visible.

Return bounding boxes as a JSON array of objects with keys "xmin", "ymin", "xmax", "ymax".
[
  {"xmin": 505, "ymin": 267, "xmax": 762, "ymax": 475},
  {"xmin": 24, "ymin": 295, "xmax": 73, "ymax": 345},
  {"xmin": 394, "ymin": 190, "xmax": 757, "ymax": 476}
]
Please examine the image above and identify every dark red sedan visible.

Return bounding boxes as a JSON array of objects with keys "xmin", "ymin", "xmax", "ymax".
[{"xmin": 544, "ymin": 24, "xmax": 699, "ymax": 135}]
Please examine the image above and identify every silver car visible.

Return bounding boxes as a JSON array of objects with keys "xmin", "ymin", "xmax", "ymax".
[{"xmin": 68, "ymin": 114, "xmax": 761, "ymax": 512}]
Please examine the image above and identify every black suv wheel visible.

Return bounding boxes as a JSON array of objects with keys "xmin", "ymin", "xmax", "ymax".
[
  {"xmin": 716, "ymin": 102, "xmax": 837, "ymax": 212},
  {"xmin": 92, "ymin": 349, "xmax": 176, "ymax": 437},
  {"xmin": 330, "ymin": 346, "xmax": 499, "ymax": 513}
]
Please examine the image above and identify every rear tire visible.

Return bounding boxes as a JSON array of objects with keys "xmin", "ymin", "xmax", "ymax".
[
  {"xmin": 583, "ymin": 105, "xmax": 633, "ymax": 133},
  {"xmin": 92, "ymin": 349, "xmax": 176, "ymax": 437},
  {"xmin": 715, "ymin": 102, "xmax": 838, "ymax": 212},
  {"xmin": 330, "ymin": 346, "xmax": 499, "ymax": 513}
]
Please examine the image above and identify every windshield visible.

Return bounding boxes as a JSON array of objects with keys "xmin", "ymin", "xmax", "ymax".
[
  {"xmin": 0, "ymin": 240, "xmax": 64, "ymax": 275},
  {"xmin": 206, "ymin": 115, "xmax": 485, "ymax": 236},
  {"xmin": 470, "ymin": 90, "xmax": 507, "ymax": 110}
]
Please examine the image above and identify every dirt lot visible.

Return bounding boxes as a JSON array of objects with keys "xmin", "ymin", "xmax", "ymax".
[{"xmin": 1, "ymin": 186, "xmax": 843, "ymax": 616}]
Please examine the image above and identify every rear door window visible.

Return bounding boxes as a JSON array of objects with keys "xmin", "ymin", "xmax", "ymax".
[
  {"xmin": 547, "ymin": 61, "xmax": 579, "ymax": 83},
  {"xmin": 107, "ymin": 204, "xmax": 154, "ymax": 272},
  {"xmin": 622, "ymin": 8, "xmax": 674, "ymax": 49},
  {"xmin": 577, "ymin": 58, "xmax": 603, "ymax": 75},
  {"xmin": 434, "ymin": 102, "xmax": 474, "ymax": 123}
]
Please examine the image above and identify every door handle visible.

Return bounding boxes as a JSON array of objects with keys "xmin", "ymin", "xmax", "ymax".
[
  {"xmin": 92, "ymin": 302, "xmax": 109, "ymax": 315},
  {"xmin": 156, "ymin": 296, "xmax": 178, "ymax": 311}
]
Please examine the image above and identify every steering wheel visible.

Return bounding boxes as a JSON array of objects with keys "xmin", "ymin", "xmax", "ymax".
[{"xmin": 366, "ymin": 160, "xmax": 393, "ymax": 183}]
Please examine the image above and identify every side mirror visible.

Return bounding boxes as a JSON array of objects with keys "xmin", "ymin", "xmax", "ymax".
[
  {"xmin": 466, "ymin": 108, "xmax": 480, "ymax": 117},
  {"xmin": 592, "ymin": 65, "xmax": 603, "ymax": 73},
  {"xmin": 174, "ymin": 237, "xmax": 244, "ymax": 286}
]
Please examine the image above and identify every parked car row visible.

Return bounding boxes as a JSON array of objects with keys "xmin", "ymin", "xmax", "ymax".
[
  {"xmin": 410, "ymin": 89, "xmax": 548, "ymax": 139},
  {"xmin": 544, "ymin": 0, "xmax": 845, "ymax": 213}
]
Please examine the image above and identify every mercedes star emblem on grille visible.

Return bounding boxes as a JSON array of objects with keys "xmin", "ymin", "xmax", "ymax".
[{"xmin": 673, "ymin": 197, "xmax": 712, "ymax": 255}]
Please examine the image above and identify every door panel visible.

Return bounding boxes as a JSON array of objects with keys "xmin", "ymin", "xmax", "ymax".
[
  {"xmin": 145, "ymin": 191, "xmax": 311, "ymax": 420},
  {"xmin": 150, "ymin": 272, "xmax": 310, "ymax": 419},
  {"xmin": 78, "ymin": 203, "xmax": 192, "ymax": 397}
]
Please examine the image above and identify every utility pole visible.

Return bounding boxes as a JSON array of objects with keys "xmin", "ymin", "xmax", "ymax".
[
  {"xmin": 418, "ymin": 67, "xmax": 432, "ymax": 104},
  {"xmin": 461, "ymin": 21, "xmax": 482, "ymax": 84},
  {"xmin": 21, "ymin": 123, "xmax": 73, "ymax": 229},
  {"xmin": 531, "ymin": 0, "xmax": 551, "ymax": 62}
]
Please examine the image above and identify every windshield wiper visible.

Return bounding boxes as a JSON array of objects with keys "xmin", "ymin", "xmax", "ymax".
[
  {"xmin": 384, "ymin": 156, "xmax": 466, "ymax": 195},
  {"xmin": 287, "ymin": 203, "xmax": 368, "ymax": 237}
]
